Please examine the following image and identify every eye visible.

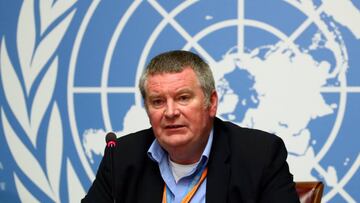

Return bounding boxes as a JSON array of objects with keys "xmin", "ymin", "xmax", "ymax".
[
  {"xmin": 150, "ymin": 98, "xmax": 165, "ymax": 108},
  {"xmin": 177, "ymin": 94, "xmax": 191, "ymax": 104}
]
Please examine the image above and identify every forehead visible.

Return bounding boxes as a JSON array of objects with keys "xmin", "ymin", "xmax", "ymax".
[
  {"xmin": 147, "ymin": 68, "xmax": 198, "ymax": 86},
  {"xmin": 145, "ymin": 68, "xmax": 200, "ymax": 93}
]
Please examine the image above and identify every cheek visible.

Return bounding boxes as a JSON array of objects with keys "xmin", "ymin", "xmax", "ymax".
[
  {"xmin": 188, "ymin": 111, "xmax": 206, "ymax": 127},
  {"xmin": 148, "ymin": 111, "xmax": 162, "ymax": 125}
]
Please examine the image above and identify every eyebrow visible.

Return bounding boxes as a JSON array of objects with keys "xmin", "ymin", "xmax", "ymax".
[
  {"xmin": 147, "ymin": 88, "xmax": 194, "ymax": 98},
  {"xmin": 176, "ymin": 88, "xmax": 193, "ymax": 95}
]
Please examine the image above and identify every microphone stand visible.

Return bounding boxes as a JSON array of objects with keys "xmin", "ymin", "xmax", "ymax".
[{"xmin": 106, "ymin": 133, "xmax": 117, "ymax": 203}]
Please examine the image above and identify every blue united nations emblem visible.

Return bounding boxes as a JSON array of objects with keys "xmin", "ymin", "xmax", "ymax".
[{"xmin": 69, "ymin": 1, "xmax": 360, "ymax": 202}]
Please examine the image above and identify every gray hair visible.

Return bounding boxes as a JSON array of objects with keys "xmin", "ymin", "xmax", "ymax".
[{"xmin": 138, "ymin": 50, "xmax": 215, "ymax": 106}]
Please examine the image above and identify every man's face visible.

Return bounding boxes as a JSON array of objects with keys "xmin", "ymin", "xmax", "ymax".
[{"xmin": 145, "ymin": 67, "xmax": 217, "ymax": 156}]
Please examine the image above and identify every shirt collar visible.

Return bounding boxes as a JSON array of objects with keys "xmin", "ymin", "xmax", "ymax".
[{"xmin": 147, "ymin": 129, "xmax": 214, "ymax": 166}]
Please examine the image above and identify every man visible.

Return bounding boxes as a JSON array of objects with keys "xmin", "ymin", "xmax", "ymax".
[{"xmin": 82, "ymin": 50, "xmax": 300, "ymax": 202}]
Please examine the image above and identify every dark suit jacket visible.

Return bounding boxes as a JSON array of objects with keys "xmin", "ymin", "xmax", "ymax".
[{"xmin": 82, "ymin": 117, "xmax": 300, "ymax": 203}]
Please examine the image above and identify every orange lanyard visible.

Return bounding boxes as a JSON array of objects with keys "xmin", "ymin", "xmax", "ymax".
[{"xmin": 162, "ymin": 167, "xmax": 208, "ymax": 203}]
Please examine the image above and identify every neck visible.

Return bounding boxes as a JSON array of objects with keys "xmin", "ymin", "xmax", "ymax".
[
  {"xmin": 168, "ymin": 153, "xmax": 201, "ymax": 165},
  {"xmin": 167, "ymin": 134, "xmax": 210, "ymax": 165}
]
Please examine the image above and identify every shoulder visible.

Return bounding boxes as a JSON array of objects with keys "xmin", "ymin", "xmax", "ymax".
[
  {"xmin": 214, "ymin": 117, "xmax": 282, "ymax": 145},
  {"xmin": 112, "ymin": 128, "xmax": 155, "ymax": 161},
  {"xmin": 116, "ymin": 128, "xmax": 154, "ymax": 145},
  {"xmin": 213, "ymin": 117, "xmax": 287, "ymax": 161}
]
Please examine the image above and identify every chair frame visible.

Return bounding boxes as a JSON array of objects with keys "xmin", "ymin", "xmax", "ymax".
[{"xmin": 296, "ymin": 181, "xmax": 324, "ymax": 203}]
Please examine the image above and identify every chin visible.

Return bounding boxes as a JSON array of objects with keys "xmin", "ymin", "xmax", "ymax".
[{"xmin": 164, "ymin": 138, "xmax": 191, "ymax": 148}]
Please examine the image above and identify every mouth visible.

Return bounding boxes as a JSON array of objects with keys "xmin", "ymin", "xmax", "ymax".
[{"xmin": 164, "ymin": 124, "xmax": 185, "ymax": 129}]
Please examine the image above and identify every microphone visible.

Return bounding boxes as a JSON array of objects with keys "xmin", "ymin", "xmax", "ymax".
[
  {"xmin": 105, "ymin": 132, "xmax": 117, "ymax": 203},
  {"xmin": 106, "ymin": 132, "xmax": 117, "ymax": 148}
]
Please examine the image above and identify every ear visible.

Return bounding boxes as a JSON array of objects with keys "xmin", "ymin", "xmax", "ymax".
[{"xmin": 209, "ymin": 90, "xmax": 218, "ymax": 117}]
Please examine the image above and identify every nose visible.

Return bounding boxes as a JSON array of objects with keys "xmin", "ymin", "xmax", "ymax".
[{"xmin": 164, "ymin": 100, "xmax": 180, "ymax": 119}]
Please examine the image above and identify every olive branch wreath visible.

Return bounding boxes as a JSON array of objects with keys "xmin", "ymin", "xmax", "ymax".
[{"xmin": 0, "ymin": 0, "xmax": 84, "ymax": 202}]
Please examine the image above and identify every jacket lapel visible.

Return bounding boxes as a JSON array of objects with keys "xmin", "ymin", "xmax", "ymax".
[
  {"xmin": 137, "ymin": 158, "xmax": 164, "ymax": 203},
  {"xmin": 206, "ymin": 118, "xmax": 231, "ymax": 203},
  {"xmin": 136, "ymin": 131, "xmax": 164, "ymax": 203}
]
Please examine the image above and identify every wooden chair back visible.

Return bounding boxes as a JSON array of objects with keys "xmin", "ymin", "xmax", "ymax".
[{"xmin": 296, "ymin": 181, "xmax": 324, "ymax": 203}]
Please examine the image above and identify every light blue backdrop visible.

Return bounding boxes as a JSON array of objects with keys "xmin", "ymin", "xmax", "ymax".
[{"xmin": 0, "ymin": 0, "xmax": 359, "ymax": 202}]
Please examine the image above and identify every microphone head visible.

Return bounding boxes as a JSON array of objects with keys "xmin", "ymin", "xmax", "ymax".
[{"xmin": 105, "ymin": 132, "xmax": 117, "ymax": 147}]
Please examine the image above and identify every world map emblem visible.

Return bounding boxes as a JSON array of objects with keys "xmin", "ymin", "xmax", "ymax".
[{"xmin": 1, "ymin": 0, "xmax": 359, "ymax": 202}]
